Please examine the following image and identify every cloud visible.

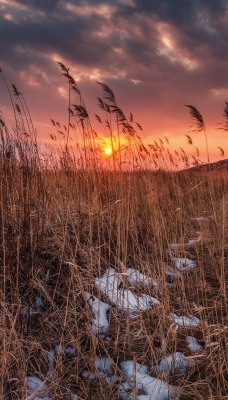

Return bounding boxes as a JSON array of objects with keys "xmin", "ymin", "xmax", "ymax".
[{"xmin": 0, "ymin": 0, "xmax": 227, "ymax": 159}]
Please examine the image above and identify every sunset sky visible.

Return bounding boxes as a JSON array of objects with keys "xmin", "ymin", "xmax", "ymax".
[{"xmin": 0, "ymin": 0, "xmax": 227, "ymax": 161}]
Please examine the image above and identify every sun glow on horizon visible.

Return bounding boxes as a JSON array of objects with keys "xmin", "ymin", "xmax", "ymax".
[
  {"xmin": 97, "ymin": 135, "xmax": 129, "ymax": 159},
  {"xmin": 104, "ymin": 146, "xmax": 113, "ymax": 156}
]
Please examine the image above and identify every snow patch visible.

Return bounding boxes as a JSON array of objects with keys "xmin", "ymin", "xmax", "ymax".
[
  {"xmin": 84, "ymin": 292, "xmax": 110, "ymax": 336},
  {"xmin": 81, "ymin": 357, "xmax": 180, "ymax": 399},
  {"xmin": 121, "ymin": 360, "xmax": 149, "ymax": 376},
  {"xmin": 187, "ymin": 336, "xmax": 203, "ymax": 353},
  {"xmin": 64, "ymin": 346, "xmax": 76, "ymax": 356},
  {"xmin": 95, "ymin": 268, "xmax": 160, "ymax": 317},
  {"xmin": 45, "ymin": 345, "xmax": 76, "ymax": 377},
  {"xmin": 118, "ymin": 360, "xmax": 180, "ymax": 400},
  {"xmin": 126, "ymin": 268, "xmax": 158, "ymax": 288},
  {"xmin": 164, "ymin": 264, "xmax": 181, "ymax": 278},
  {"xmin": 194, "ymin": 217, "xmax": 208, "ymax": 222},
  {"xmin": 35, "ymin": 296, "xmax": 44, "ymax": 308},
  {"xmin": 95, "ymin": 357, "xmax": 113, "ymax": 373},
  {"xmin": 26, "ymin": 376, "xmax": 50, "ymax": 399},
  {"xmin": 170, "ymin": 239, "xmax": 198, "ymax": 249},
  {"xmin": 81, "ymin": 357, "xmax": 118, "ymax": 383},
  {"xmin": 169, "ymin": 313, "xmax": 200, "ymax": 327},
  {"xmin": 173, "ymin": 258, "xmax": 197, "ymax": 272},
  {"xmin": 155, "ymin": 352, "xmax": 189, "ymax": 376},
  {"xmin": 169, "ymin": 243, "xmax": 181, "ymax": 249},
  {"xmin": 187, "ymin": 239, "xmax": 198, "ymax": 245}
]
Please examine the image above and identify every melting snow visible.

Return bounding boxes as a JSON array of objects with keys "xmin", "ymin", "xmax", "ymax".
[
  {"xmin": 81, "ymin": 370, "xmax": 97, "ymax": 379},
  {"xmin": 26, "ymin": 376, "xmax": 50, "ymax": 399},
  {"xmin": 187, "ymin": 336, "xmax": 203, "ymax": 353},
  {"xmin": 95, "ymin": 357, "xmax": 113, "ymax": 373},
  {"xmin": 139, "ymin": 294, "xmax": 161, "ymax": 307},
  {"xmin": 35, "ymin": 296, "xmax": 44, "ymax": 308},
  {"xmin": 95, "ymin": 267, "xmax": 121, "ymax": 292},
  {"xmin": 164, "ymin": 258, "xmax": 196, "ymax": 279},
  {"xmin": 169, "ymin": 243, "xmax": 181, "ymax": 249},
  {"xmin": 170, "ymin": 239, "xmax": 198, "ymax": 249},
  {"xmin": 169, "ymin": 313, "xmax": 200, "ymax": 327},
  {"xmin": 187, "ymin": 239, "xmax": 198, "ymax": 245},
  {"xmin": 164, "ymin": 264, "xmax": 181, "ymax": 278},
  {"xmin": 155, "ymin": 352, "xmax": 190, "ymax": 376},
  {"xmin": 194, "ymin": 217, "xmax": 208, "ymax": 222},
  {"xmin": 173, "ymin": 258, "xmax": 197, "ymax": 272},
  {"xmin": 95, "ymin": 268, "xmax": 160, "ymax": 316},
  {"xmin": 126, "ymin": 268, "xmax": 158, "ymax": 288},
  {"xmin": 46, "ymin": 348, "xmax": 55, "ymax": 377},
  {"xmin": 118, "ymin": 360, "xmax": 180, "ymax": 400},
  {"xmin": 45, "ymin": 345, "xmax": 76, "ymax": 378},
  {"xmin": 84, "ymin": 292, "xmax": 110, "ymax": 336},
  {"xmin": 81, "ymin": 358, "xmax": 181, "ymax": 398},
  {"xmin": 82, "ymin": 357, "xmax": 119, "ymax": 383},
  {"xmin": 121, "ymin": 360, "xmax": 149, "ymax": 376},
  {"xmin": 64, "ymin": 346, "xmax": 76, "ymax": 356},
  {"xmin": 104, "ymin": 375, "xmax": 120, "ymax": 384},
  {"xmin": 81, "ymin": 254, "xmax": 201, "ymax": 398}
]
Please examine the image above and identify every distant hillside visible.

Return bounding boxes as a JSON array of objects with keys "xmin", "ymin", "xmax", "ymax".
[{"xmin": 182, "ymin": 158, "xmax": 228, "ymax": 173}]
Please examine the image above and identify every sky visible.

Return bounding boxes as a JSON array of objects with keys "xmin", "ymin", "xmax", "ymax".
[{"xmin": 0, "ymin": 0, "xmax": 228, "ymax": 162}]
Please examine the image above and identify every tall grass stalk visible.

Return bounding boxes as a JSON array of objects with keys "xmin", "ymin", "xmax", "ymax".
[
  {"xmin": 0, "ymin": 68, "xmax": 227, "ymax": 399},
  {"xmin": 185, "ymin": 105, "xmax": 210, "ymax": 163}
]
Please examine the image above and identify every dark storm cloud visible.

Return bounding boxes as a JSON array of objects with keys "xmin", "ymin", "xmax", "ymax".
[
  {"xmin": 1, "ymin": 0, "xmax": 228, "ymax": 152},
  {"xmin": 0, "ymin": 7, "xmax": 110, "ymax": 67},
  {"xmin": 130, "ymin": 0, "xmax": 228, "ymax": 66},
  {"xmin": 133, "ymin": 0, "xmax": 225, "ymax": 21},
  {"xmin": 1, "ymin": 0, "xmax": 228, "ymax": 77},
  {"xmin": 11, "ymin": 0, "xmax": 62, "ymax": 11}
]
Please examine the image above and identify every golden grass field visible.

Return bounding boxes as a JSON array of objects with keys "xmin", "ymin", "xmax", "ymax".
[{"xmin": 0, "ymin": 66, "xmax": 227, "ymax": 399}]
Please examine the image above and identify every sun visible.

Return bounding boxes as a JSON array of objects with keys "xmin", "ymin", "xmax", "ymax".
[{"xmin": 104, "ymin": 146, "xmax": 112, "ymax": 156}]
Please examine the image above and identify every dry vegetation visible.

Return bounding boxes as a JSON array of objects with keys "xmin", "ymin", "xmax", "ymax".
[{"xmin": 0, "ymin": 66, "xmax": 227, "ymax": 399}]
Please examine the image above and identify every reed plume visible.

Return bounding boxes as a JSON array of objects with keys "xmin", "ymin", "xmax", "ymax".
[{"xmin": 185, "ymin": 104, "xmax": 210, "ymax": 163}]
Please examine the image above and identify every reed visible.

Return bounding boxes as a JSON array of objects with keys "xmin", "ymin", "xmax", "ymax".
[{"xmin": 0, "ymin": 66, "xmax": 227, "ymax": 399}]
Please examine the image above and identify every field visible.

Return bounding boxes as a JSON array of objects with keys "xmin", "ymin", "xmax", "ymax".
[{"xmin": 0, "ymin": 69, "xmax": 228, "ymax": 399}]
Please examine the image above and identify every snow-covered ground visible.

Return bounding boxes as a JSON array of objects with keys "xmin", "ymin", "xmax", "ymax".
[
  {"xmin": 84, "ymin": 292, "xmax": 110, "ymax": 336},
  {"xmin": 81, "ymin": 243, "xmax": 202, "ymax": 398},
  {"xmin": 82, "ymin": 357, "xmax": 181, "ymax": 400},
  {"xmin": 169, "ymin": 313, "xmax": 201, "ymax": 327},
  {"xmin": 154, "ymin": 352, "xmax": 191, "ymax": 376},
  {"xmin": 187, "ymin": 336, "xmax": 203, "ymax": 353},
  {"xmin": 3, "ymin": 222, "xmax": 205, "ymax": 400},
  {"xmin": 26, "ymin": 375, "xmax": 50, "ymax": 400},
  {"xmin": 94, "ymin": 267, "xmax": 161, "ymax": 317},
  {"xmin": 118, "ymin": 360, "xmax": 181, "ymax": 400}
]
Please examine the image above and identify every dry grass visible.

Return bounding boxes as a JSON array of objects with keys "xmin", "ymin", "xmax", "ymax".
[{"xmin": 0, "ymin": 68, "xmax": 228, "ymax": 399}]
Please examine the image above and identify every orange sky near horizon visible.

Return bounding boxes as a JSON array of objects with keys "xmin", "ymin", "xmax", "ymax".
[{"xmin": 0, "ymin": 0, "xmax": 227, "ymax": 164}]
